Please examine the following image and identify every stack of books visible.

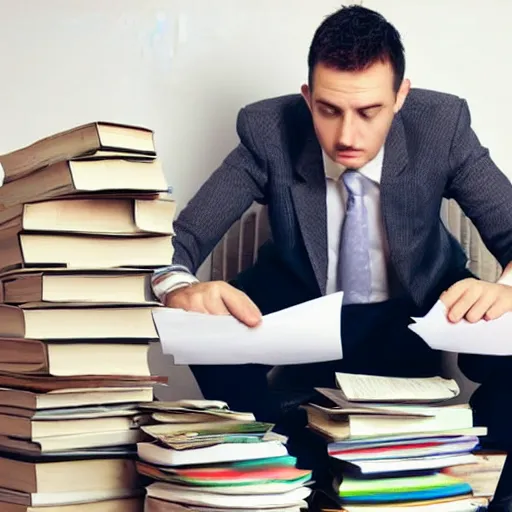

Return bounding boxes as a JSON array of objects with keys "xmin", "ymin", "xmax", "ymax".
[
  {"xmin": 302, "ymin": 373, "xmax": 504, "ymax": 512},
  {"xmin": 135, "ymin": 399, "xmax": 314, "ymax": 511},
  {"xmin": 0, "ymin": 122, "xmax": 176, "ymax": 511}
]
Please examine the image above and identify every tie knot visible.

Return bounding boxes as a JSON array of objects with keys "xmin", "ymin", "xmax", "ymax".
[{"xmin": 342, "ymin": 170, "xmax": 365, "ymax": 196}]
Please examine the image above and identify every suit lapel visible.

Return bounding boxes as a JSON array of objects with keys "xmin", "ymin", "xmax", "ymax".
[
  {"xmin": 380, "ymin": 113, "xmax": 417, "ymax": 298},
  {"xmin": 291, "ymin": 130, "xmax": 328, "ymax": 295}
]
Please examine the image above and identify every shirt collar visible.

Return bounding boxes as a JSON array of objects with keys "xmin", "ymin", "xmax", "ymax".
[{"xmin": 322, "ymin": 146, "xmax": 385, "ymax": 184}]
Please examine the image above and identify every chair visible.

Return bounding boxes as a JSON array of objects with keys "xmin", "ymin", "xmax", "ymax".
[{"xmin": 210, "ymin": 200, "xmax": 501, "ymax": 401}]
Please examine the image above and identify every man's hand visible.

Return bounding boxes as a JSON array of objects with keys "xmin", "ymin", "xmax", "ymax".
[
  {"xmin": 440, "ymin": 278, "xmax": 512, "ymax": 323},
  {"xmin": 164, "ymin": 281, "xmax": 262, "ymax": 327}
]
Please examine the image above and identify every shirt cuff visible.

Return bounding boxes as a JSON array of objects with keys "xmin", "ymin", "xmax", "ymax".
[{"xmin": 151, "ymin": 270, "xmax": 199, "ymax": 303}]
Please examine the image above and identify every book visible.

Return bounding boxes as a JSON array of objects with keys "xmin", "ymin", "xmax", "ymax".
[
  {"xmin": 0, "ymin": 456, "xmax": 139, "ymax": 493},
  {"xmin": 313, "ymin": 388, "xmax": 469, "ymax": 417},
  {"xmin": 302, "ymin": 403, "xmax": 474, "ymax": 440},
  {"xmin": 0, "ymin": 412, "xmax": 148, "ymax": 440},
  {"xmin": 141, "ymin": 421, "xmax": 276, "ymax": 450},
  {"xmin": 0, "ymin": 305, "xmax": 158, "ymax": 339},
  {"xmin": 0, "ymin": 429, "xmax": 144, "ymax": 455},
  {"xmin": 338, "ymin": 473, "xmax": 471, "ymax": 501},
  {"xmin": 318, "ymin": 495, "xmax": 488, "ymax": 512},
  {"xmin": 0, "ymin": 387, "xmax": 153, "ymax": 410},
  {"xmin": 0, "ymin": 196, "xmax": 175, "ymax": 236},
  {"xmin": 0, "ymin": 230, "xmax": 173, "ymax": 272},
  {"xmin": 0, "ymin": 373, "xmax": 165, "ymax": 393},
  {"xmin": 0, "ymin": 487, "xmax": 140, "ymax": 507},
  {"xmin": 0, "ymin": 338, "xmax": 151, "ymax": 377},
  {"xmin": 137, "ymin": 440, "xmax": 289, "ymax": 467},
  {"xmin": 0, "ymin": 158, "xmax": 167, "ymax": 212},
  {"xmin": 145, "ymin": 481, "xmax": 310, "ymax": 509},
  {"xmin": 0, "ymin": 268, "xmax": 156, "ymax": 305},
  {"xmin": 135, "ymin": 459, "xmax": 311, "ymax": 486},
  {"xmin": 0, "ymin": 403, "xmax": 141, "ymax": 419},
  {"xmin": 139, "ymin": 400, "xmax": 256, "ymax": 424},
  {"xmin": 0, "ymin": 496, "xmax": 144, "ymax": 512},
  {"xmin": 441, "ymin": 451, "xmax": 507, "ymax": 497},
  {"xmin": 0, "ymin": 121, "xmax": 156, "ymax": 183},
  {"xmin": 334, "ymin": 452, "xmax": 479, "ymax": 475},
  {"xmin": 334, "ymin": 373, "xmax": 460, "ymax": 404}
]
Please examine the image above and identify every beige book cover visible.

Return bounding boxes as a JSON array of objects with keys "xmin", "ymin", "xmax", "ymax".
[
  {"xmin": 0, "ymin": 121, "xmax": 156, "ymax": 183},
  {"xmin": 0, "ymin": 158, "xmax": 168, "ymax": 211},
  {"xmin": 0, "ymin": 305, "xmax": 158, "ymax": 339},
  {"xmin": 0, "ymin": 196, "xmax": 175, "ymax": 236}
]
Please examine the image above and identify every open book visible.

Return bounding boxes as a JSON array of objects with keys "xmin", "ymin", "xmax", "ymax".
[{"xmin": 334, "ymin": 373, "xmax": 460, "ymax": 404}]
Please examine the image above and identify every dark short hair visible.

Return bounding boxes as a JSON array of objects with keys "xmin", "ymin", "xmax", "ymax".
[{"xmin": 308, "ymin": 5, "xmax": 405, "ymax": 92}]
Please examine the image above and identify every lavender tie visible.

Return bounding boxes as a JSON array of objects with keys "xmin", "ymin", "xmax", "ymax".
[{"xmin": 338, "ymin": 170, "xmax": 372, "ymax": 304}]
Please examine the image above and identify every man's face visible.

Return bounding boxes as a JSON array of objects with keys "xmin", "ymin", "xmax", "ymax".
[{"xmin": 302, "ymin": 60, "xmax": 410, "ymax": 169}]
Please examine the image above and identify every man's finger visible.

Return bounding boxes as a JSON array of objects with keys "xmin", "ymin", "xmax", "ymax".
[
  {"xmin": 446, "ymin": 287, "xmax": 481, "ymax": 323},
  {"xmin": 222, "ymin": 287, "xmax": 262, "ymax": 327},
  {"xmin": 204, "ymin": 297, "xmax": 231, "ymax": 316},
  {"xmin": 484, "ymin": 300, "xmax": 510, "ymax": 321},
  {"xmin": 464, "ymin": 294, "xmax": 497, "ymax": 323},
  {"xmin": 440, "ymin": 279, "xmax": 471, "ymax": 309}
]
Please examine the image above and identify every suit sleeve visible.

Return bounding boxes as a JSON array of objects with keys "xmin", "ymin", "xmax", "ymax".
[
  {"xmin": 446, "ymin": 99, "xmax": 512, "ymax": 269},
  {"xmin": 169, "ymin": 107, "xmax": 269, "ymax": 274}
]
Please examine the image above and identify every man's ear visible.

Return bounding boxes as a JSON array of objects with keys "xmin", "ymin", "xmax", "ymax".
[
  {"xmin": 301, "ymin": 83, "xmax": 312, "ymax": 111},
  {"xmin": 394, "ymin": 78, "xmax": 411, "ymax": 114}
]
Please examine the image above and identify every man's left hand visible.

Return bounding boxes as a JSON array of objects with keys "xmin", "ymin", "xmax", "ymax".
[{"xmin": 440, "ymin": 278, "xmax": 512, "ymax": 323}]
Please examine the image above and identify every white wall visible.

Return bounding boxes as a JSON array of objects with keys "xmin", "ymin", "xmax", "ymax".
[
  {"xmin": 0, "ymin": 1, "xmax": 509, "ymax": 399},
  {"xmin": 363, "ymin": 0, "xmax": 512, "ymax": 179}
]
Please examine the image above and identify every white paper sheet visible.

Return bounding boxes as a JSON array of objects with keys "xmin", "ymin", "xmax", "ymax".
[
  {"xmin": 151, "ymin": 292, "xmax": 344, "ymax": 365},
  {"xmin": 409, "ymin": 300, "xmax": 512, "ymax": 355}
]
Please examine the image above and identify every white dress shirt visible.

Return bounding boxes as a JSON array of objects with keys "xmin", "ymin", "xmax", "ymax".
[
  {"xmin": 152, "ymin": 147, "xmax": 392, "ymax": 302},
  {"xmin": 324, "ymin": 147, "xmax": 390, "ymax": 301}
]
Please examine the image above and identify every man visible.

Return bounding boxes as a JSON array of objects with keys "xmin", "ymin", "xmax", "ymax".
[{"xmin": 153, "ymin": 5, "xmax": 512, "ymax": 509}]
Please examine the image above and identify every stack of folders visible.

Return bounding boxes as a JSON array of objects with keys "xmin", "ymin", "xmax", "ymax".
[
  {"xmin": 135, "ymin": 399, "xmax": 314, "ymax": 512},
  {"xmin": 0, "ymin": 122, "xmax": 176, "ymax": 512},
  {"xmin": 302, "ymin": 373, "xmax": 506, "ymax": 512}
]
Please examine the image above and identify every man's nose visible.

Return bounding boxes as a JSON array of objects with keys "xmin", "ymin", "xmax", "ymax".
[{"xmin": 337, "ymin": 116, "xmax": 356, "ymax": 148}]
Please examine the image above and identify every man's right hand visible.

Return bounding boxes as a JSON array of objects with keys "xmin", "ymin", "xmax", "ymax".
[{"xmin": 164, "ymin": 281, "xmax": 262, "ymax": 328}]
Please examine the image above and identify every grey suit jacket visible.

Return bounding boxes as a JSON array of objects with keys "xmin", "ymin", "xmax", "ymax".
[{"xmin": 171, "ymin": 89, "xmax": 512, "ymax": 312}]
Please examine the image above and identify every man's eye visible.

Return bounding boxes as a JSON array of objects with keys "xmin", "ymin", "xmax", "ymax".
[
  {"xmin": 359, "ymin": 109, "xmax": 378, "ymax": 120},
  {"xmin": 320, "ymin": 106, "xmax": 337, "ymax": 117}
]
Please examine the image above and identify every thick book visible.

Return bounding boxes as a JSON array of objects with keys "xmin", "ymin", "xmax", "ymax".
[
  {"xmin": 0, "ymin": 305, "xmax": 158, "ymax": 339},
  {"xmin": 0, "ymin": 487, "xmax": 140, "ymax": 507},
  {"xmin": 0, "ymin": 456, "xmax": 139, "ymax": 494},
  {"xmin": 0, "ymin": 429, "xmax": 144, "ymax": 455},
  {"xmin": 0, "ymin": 497, "xmax": 143, "ymax": 512},
  {"xmin": 0, "ymin": 268, "xmax": 156, "ymax": 305},
  {"xmin": 0, "ymin": 158, "xmax": 168, "ymax": 212},
  {"xmin": 0, "ymin": 412, "xmax": 147, "ymax": 440},
  {"xmin": 0, "ymin": 121, "xmax": 156, "ymax": 183},
  {"xmin": 0, "ymin": 227, "xmax": 173, "ymax": 272},
  {"xmin": 0, "ymin": 195, "xmax": 175, "ymax": 236},
  {"xmin": 303, "ymin": 404, "xmax": 476, "ymax": 441},
  {"xmin": 0, "ymin": 337, "xmax": 151, "ymax": 376},
  {"xmin": 0, "ymin": 387, "xmax": 153, "ymax": 411}
]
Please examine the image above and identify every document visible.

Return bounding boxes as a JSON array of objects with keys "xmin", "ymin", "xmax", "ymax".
[
  {"xmin": 151, "ymin": 292, "xmax": 343, "ymax": 365},
  {"xmin": 409, "ymin": 300, "xmax": 512, "ymax": 355}
]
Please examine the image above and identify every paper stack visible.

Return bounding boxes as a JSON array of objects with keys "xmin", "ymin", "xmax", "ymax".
[
  {"xmin": 0, "ymin": 122, "xmax": 175, "ymax": 512},
  {"xmin": 135, "ymin": 399, "xmax": 314, "ymax": 511},
  {"xmin": 303, "ymin": 373, "xmax": 504, "ymax": 512}
]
